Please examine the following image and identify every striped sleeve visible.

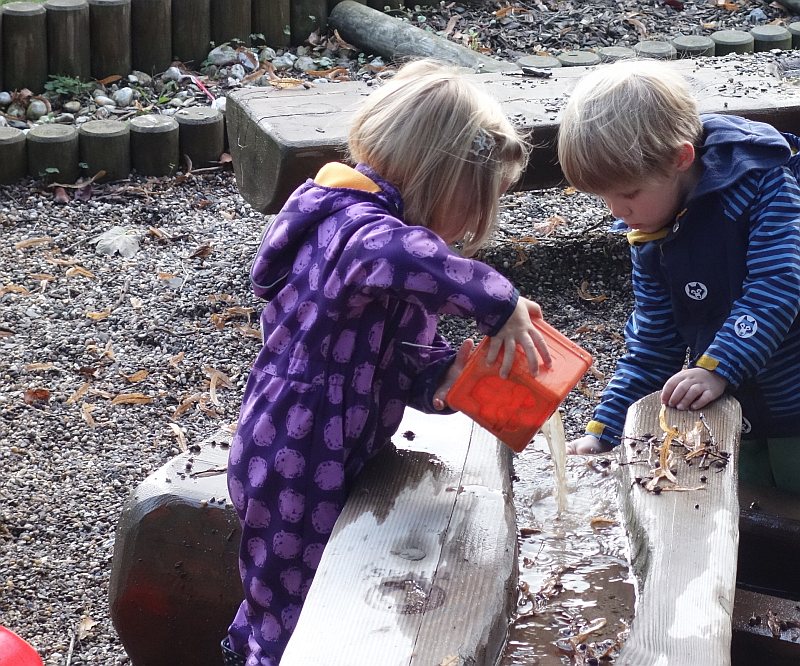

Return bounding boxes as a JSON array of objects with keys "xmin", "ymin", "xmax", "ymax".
[
  {"xmin": 587, "ymin": 257, "xmax": 687, "ymax": 446},
  {"xmin": 701, "ymin": 166, "xmax": 800, "ymax": 387}
]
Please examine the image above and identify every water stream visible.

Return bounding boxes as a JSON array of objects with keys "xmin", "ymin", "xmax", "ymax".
[{"xmin": 500, "ymin": 429, "xmax": 635, "ymax": 665}]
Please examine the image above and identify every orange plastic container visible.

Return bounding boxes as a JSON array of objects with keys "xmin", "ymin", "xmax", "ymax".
[
  {"xmin": 0, "ymin": 625, "xmax": 43, "ymax": 666},
  {"xmin": 446, "ymin": 319, "xmax": 593, "ymax": 452}
]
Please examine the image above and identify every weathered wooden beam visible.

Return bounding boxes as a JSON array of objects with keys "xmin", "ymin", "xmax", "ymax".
[
  {"xmin": 226, "ymin": 55, "xmax": 800, "ymax": 214},
  {"xmin": 616, "ymin": 392, "xmax": 742, "ymax": 666},
  {"xmin": 281, "ymin": 409, "xmax": 517, "ymax": 666},
  {"xmin": 731, "ymin": 588, "xmax": 800, "ymax": 666},
  {"xmin": 329, "ymin": 1, "xmax": 517, "ymax": 73}
]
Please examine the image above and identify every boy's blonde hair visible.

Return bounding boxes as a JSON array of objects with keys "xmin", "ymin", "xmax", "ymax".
[
  {"xmin": 348, "ymin": 59, "xmax": 529, "ymax": 255},
  {"xmin": 558, "ymin": 59, "xmax": 703, "ymax": 193}
]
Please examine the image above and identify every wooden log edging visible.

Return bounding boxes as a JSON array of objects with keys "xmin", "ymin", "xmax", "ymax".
[{"xmin": 616, "ymin": 392, "xmax": 742, "ymax": 666}]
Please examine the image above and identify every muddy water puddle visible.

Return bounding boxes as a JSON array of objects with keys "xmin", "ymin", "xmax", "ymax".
[{"xmin": 501, "ymin": 434, "xmax": 635, "ymax": 665}]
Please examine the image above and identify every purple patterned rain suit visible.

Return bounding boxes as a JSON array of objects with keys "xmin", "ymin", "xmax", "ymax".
[{"xmin": 226, "ymin": 162, "xmax": 519, "ymax": 664}]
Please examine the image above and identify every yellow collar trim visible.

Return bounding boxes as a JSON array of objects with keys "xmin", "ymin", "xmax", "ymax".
[
  {"xmin": 627, "ymin": 228, "xmax": 669, "ymax": 245},
  {"xmin": 314, "ymin": 163, "xmax": 381, "ymax": 193}
]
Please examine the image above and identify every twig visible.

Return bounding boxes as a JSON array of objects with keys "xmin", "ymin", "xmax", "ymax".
[{"xmin": 66, "ymin": 630, "xmax": 76, "ymax": 666}]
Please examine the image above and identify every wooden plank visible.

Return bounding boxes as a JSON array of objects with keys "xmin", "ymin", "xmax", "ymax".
[
  {"xmin": 616, "ymin": 392, "xmax": 742, "ymax": 666},
  {"xmin": 226, "ymin": 54, "xmax": 800, "ymax": 213},
  {"xmin": 281, "ymin": 409, "xmax": 516, "ymax": 666}
]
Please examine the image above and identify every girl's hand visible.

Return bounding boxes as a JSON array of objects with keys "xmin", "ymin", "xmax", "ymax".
[
  {"xmin": 486, "ymin": 297, "xmax": 552, "ymax": 378},
  {"xmin": 433, "ymin": 339, "xmax": 475, "ymax": 411},
  {"xmin": 566, "ymin": 435, "xmax": 614, "ymax": 455},
  {"xmin": 661, "ymin": 367, "xmax": 728, "ymax": 411}
]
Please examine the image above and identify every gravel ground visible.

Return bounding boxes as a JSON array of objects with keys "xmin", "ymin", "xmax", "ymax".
[{"xmin": 1, "ymin": 0, "xmax": 792, "ymax": 662}]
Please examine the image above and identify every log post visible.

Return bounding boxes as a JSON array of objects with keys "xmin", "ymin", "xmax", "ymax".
[
  {"xmin": 175, "ymin": 106, "xmax": 225, "ymax": 168},
  {"xmin": 0, "ymin": 127, "xmax": 27, "ymax": 184},
  {"xmin": 328, "ymin": 1, "xmax": 517, "ymax": 73},
  {"xmin": 130, "ymin": 114, "xmax": 179, "ymax": 176},
  {"xmin": 171, "ymin": 0, "xmax": 210, "ymax": 69},
  {"xmin": 44, "ymin": 0, "xmax": 91, "ymax": 80},
  {"xmin": 131, "ymin": 0, "xmax": 172, "ymax": 75},
  {"xmin": 79, "ymin": 119, "xmax": 131, "ymax": 181},
  {"xmin": 88, "ymin": 0, "xmax": 132, "ymax": 79},
  {"xmin": 616, "ymin": 392, "xmax": 741, "ymax": 666},
  {"xmin": 1, "ymin": 2, "xmax": 48, "ymax": 93},
  {"xmin": 251, "ymin": 0, "xmax": 289, "ymax": 48},
  {"xmin": 290, "ymin": 0, "xmax": 326, "ymax": 46},
  {"xmin": 210, "ymin": 0, "xmax": 251, "ymax": 46},
  {"xmin": 27, "ymin": 124, "xmax": 80, "ymax": 183}
]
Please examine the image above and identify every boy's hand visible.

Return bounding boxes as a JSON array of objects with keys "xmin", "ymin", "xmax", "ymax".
[
  {"xmin": 486, "ymin": 297, "xmax": 552, "ymax": 378},
  {"xmin": 433, "ymin": 339, "xmax": 474, "ymax": 411},
  {"xmin": 566, "ymin": 435, "xmax": 615, "ymax": 455},
  {"xmin": 661, "ymin": 367, "xmax": 728, "ymax": 411}
]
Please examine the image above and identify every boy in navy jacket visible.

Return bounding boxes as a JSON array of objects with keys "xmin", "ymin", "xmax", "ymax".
[{"xmin": 558, "ymin": 59, "xmax": 800, "ymax": 494}]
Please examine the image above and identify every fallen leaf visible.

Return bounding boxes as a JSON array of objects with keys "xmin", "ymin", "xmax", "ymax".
[
  {"xmin": 577, "ymin": 281, "xmax": 608, "ymax": 303},
  {"xmin": 234, "ymin": 323, "xmax": 262, "ymax": 340},
  {"xmin": 130, "ymin": 296, "xmax": 143, "ymax": 309},
  {"xmin": 81, "ymin": 402, "xmax": 97, "ymax": 427},
  {"xmin": 14, "ymin": 237, "xmax": 52, "ymax": 250},
  {"xmin": 0, "ymin": 284, "xmax": 31, "ymax": 297},
  {"xmin": 123, "ymin": 370, "xmax": 149, "ymax": 383},
  {"xmin": 53, "ymin": 187, "xmax": 71, "ymax": 204},
  {"xmin": 440, "ymin": 657, "xmax": 459, "ymax": 666},
  {"xmin": 66, "ymin": 381, "xmax": 92, "ymax": 405},
  {"xmin": 590, "ymin": 516, "xmax": 616, "ymax": 528},
  {"xmin": 86, "ymin": 308, "xmax": 112, "ymax": 321},
  {"xmin": 29, "ymin": 273, "xmax": 55, "ymax": 282},
  {"xmin": 205, "ymin": 367, "xmax": 233, "ymax": 406},
  {"xmin": 172, "ymin": 392, "xmax": 202, "ymax": 419},
  {"xmin": 111, "ymin": 393, "xmax": 153, "ymax": 405},
  {"xmin": 189, "ymin": 243, "xmax": 213, "ymax": 260},
  {"xmin": 168, "ymin": 351, "xmax": 185, "ymax": 367},
  {"xmin": 24, "ymin": 362, "xmax": 55, "ymax": 372},
  {"xmin": 77, "ymin": 615, "xmax": 98, "ymax": 640},
  {"xmin": 91, "ymin": 226, "xmax": 140, "ymax": 258},
  {"xmin": 65, "ymin": 266, "xmax": 96, "ymax": 279},
  {"xmin": 168, "ymin": 423, "xmax": 188, "ymax": 451},
  {"xmin": 23, "ymin": 388, "xmax": 51, "ymax": 404}
]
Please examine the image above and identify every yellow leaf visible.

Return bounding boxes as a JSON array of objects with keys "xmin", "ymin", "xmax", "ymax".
[
  {"xmin": 111, "ymin": 393, "xmax": 153, "ymax": 405},
  {"xmin": 14, "ymin": 236, "xmax": 52, "ymax": 249}
]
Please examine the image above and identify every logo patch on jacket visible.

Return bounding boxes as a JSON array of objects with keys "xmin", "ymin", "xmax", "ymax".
[
  {"xmin": 684, "ymin": 282, "xmax": 708, "ymax": 300},
  {"xmin": 734, "ymin": 315, "xmax": 758, "ymax": 338}
]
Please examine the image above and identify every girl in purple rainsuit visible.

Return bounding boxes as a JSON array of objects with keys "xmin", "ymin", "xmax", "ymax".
[{"xmin": 223, "ymin": 59, "xmax": 551, "ymax": 666}]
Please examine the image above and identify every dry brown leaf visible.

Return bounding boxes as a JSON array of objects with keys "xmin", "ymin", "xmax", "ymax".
[
  {"xmin": 168, "ymin": 423, "xmax": 188, "ymax": 451},
  {"xmin": 14, "ymin": 236, "xmax": 52, "ymax": 250},
  {"xmin": 23, "ymin": 388, "xmax": 51, "ymax": 404},
  {"xmin": 590, "ymin": 516, "xmax": 616, "ymax": 528},
  {"xmin": 440, "ymin": 657, "xmax": 460, "ymax": 666},
  {"xmin": 210, "ymin": 313, "xmax": 227, "ymax": 330},
  {"xmin": 77, "ymin": 615, "xmax": 98, "ymax": 640},
  {"xmin": 234, "ymin": 323, "xmax": 262, "ymax": 340},
  {"xmin": 66, "ymin": 381, "xmax": 92, "ymax": 405},
  {"xmin": 29, "ymin": 273, "xmax": 55, "ymax": 282},
  {"xmin": 0, "ymin": 284, "xmax": 31, "ymax": 297},
  {"xmin": 111, "ymin": 393, "xmax": 153, "ymax": 405},
  {"xmin": 224, "ymin": 306, "xmax": 255, "ymax": 318},
  {"xmin": 124, "ymin": 369, "xmax": 149, "ymax": 383},
  {"xmin": 169, "ymin": 351, "xmax": 185, "ymax": 368},
  {"xmin": 269, "ymin": 77, "xmax": 306, "ymax": 89},
  {"xmin": 172, "ymin": 393, "xmax": 202, "ymax": 420},
  {"xmin": 205, "ymin": 367, "xmax": 233, "ymax": 406},
  {"xmin": 81, "ymin": 402, "xmax": 97, "ymax": 427},
  {"xmin": 24, "ymin": 362, "xmax": 55, "ymax": 372},
  {"xmin": 86, "ymin": 308, "xmax": 112, "ymax": 321},
  {"xmin": 533, "ymin": 214, "xmax": 568, "ymax": 235},
  {"xmin": 189, "ymin": 243, "xmax": 213, "ymax": 260},
  {"xmin": 148, "ymin": 226, "xmax": 169, "ymax": 241},
  {"xmin": 625, "ymin": 16, "xmax": 648, "ymax": 38},
  {"xmin": 577, "ymin": 280, "xmax": 608, "ymax": 303},
  {"xmin": 65, "ymin": 265, "xmax": 96, "ymax": 279},
  {"xmin": 158, "ymin": 272, "xmax": 177, "ymax": 279}
]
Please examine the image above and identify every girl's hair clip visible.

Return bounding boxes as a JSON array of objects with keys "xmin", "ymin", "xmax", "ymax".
[{"xmin": 469, "ymin": 128, "xmax": 495, "ymax": 161}]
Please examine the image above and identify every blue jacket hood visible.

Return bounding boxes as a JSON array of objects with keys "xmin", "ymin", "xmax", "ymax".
[{"xmin": 694, "ymin": 113, "xmax": 793, "ymax": 198}]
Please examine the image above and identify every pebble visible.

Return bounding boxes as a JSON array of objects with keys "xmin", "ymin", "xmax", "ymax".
[{"xmin": 112, "ymin": 87, "xmax": 134, "ymax": 107}]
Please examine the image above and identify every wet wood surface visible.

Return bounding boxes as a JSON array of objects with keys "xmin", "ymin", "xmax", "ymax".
[
  {"xmin": 616, "ymin": 392, "xmax": 742, "ymax": 666},
  {"xmin": 281, "ymin": 409, "xmax": 517, "ymax": 666},
  {"xmin": 227, "ymin": 55, "xmax": 800, "ymax": 213}
]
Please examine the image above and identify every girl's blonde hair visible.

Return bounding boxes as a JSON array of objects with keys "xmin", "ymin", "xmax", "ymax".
[
  {"xmin": 557, "ymin": 59, "xmax": 703, "ymax": 193},
  {"xmin": 348, "ymin": 59, "xmax": 529, "ymax": 255}
]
